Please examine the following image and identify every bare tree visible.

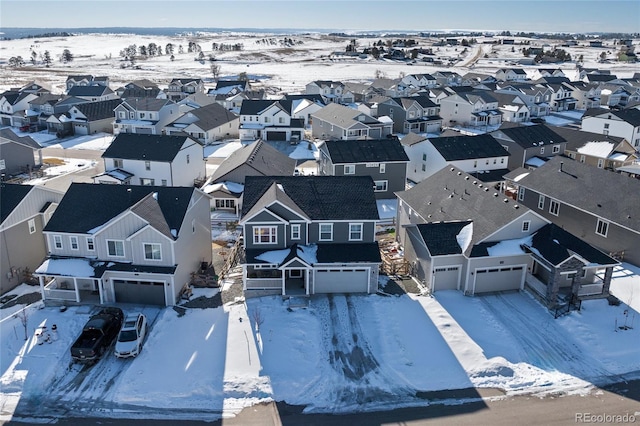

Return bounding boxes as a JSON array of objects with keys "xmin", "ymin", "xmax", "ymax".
[
  {"xmin": 210, "ymin": 63, "xmax": 221, "ymax": 80},
  {"xmin": 251, "ymin": 307, "xmax": 264, "ymax": 332},
  {"xmin": 16, "ymin": 309, "xmax": 29, "ymax": 340}
]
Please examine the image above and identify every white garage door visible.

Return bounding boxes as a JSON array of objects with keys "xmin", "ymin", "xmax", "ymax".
[
  {"xmin": 473, "ymin": 266, "xmax": 525, "ymax": 294},
  {"xmin": 314, "ymin": 269, "xmax": 369, "ymax": 294},
  {"xmin": 74, "ymin": 124, "xmax": 88, "ymax": 135},
  {"xmin": 432, "ymin": 266, "xmax": 460, "ymax": 291}
]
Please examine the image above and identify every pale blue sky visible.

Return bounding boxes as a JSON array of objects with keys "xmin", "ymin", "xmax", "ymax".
[{"xmin": 1, "ymin": 1, "xmax": 638, "ymax": 33}]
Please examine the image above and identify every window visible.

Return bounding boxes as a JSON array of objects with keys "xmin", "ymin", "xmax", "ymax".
[
  {"xmin": 374, "ymin": 180, "xmax": 388, "ymax": 192},
  {"xmin": 422, "ymin": 153, "xmax": 427, "ymax": 161},
  {"xmin": 349, "ymin": 223, "xmax": 363, "ymax": 241},
  {"xmin": 540, "ymin": 147, "xmax": 545, "ymax": 154},
  {"xmin": 28, "ymin": 219, "xmax": 36, "ymax": 234},
  {"xmin": 113, "ymin": 159, "xmax": 123, "ymax": 169},
  {"xmin": 549, "ymin": 199, "xmax": 560, "ymax": 216},
  {"xmin": 87, "ymin": 237, "xmax": 95, "ymax": 251},
  {"xmin": 580, "ymin": 155, "xmax": 586, "ymax": 163},
  {"xmin": 473, "ymin": 160, "xmax": 477, "ymax": 168},
  {"xmin": 604, "ymin": 123, "xmax": 609, "ymax": 129},
  {"xmin": 161, "ymin": 179, "xmax": 167, "ymax": 186},
  {"xmin": 145, "ymin": 161, "xmax": 151, "ymax": 171},
  {"xmin": 53, "ymin": 235, "xmax": 62, "ymax": 249},
  {"xmin": 344, "ymin": 164, "xmax": 355, "ymax": 175},
  {"xmin": 538, "ymin": 194, "xmax": 545, "ymax": 210},
  {"xmin": 279, "ymin": 117, "xmax": 284, "ymax": 124},
  {"xmin": 552, "ymin": 145, "xmax": 560, "ymax": 154},
  {"xmin": 319, "ymin": 223, "xmax": 333, "ymax": 241},
  {"xmin": 140, "ymin": 178, "xmax": 155, "ymax": 186},
  {"xmin": 253, "ymin": 226, "xmax": 277, "ymax": 244},
  {"xmin": 518, "ymin": 186, "xmax": 525, "ymax": 201},
  {"xmin": 291, "ymin": 224, "xmax": 301, "ymax": 240},
  {"xmin": 264, "ymin": 116, "xmax": 270, "ymax": 123},
  {"xmin": 596, "ymin": 219, "xmax": 609, "ymax": 237},
  {"xmin": 70, "ymin": 236, "xmax": 79, "ymax": 250},
  {"xmin": 379, "ymin": 163, "xmax": 386, "ymax": 174},
  {"xmin": 107, "ymin": 240, "xmax": 125, "ymax": 257},
  {"xmin": 421, "ymin": 164, "xmax": 426, "ymax": 172},
  {"xmin": 0, "ymin": 159, "xmax": 5, "ymax": 170},
  {"xmin": 187, "ymin": 154, "xmax": 190, "ymax": 164},
  {"xmin": 597, "ymin": 158, "xmax": 604, "ymax": 169},
  {"xmin": 144, "ymin": 243, "xmax": 162, "ymax": 260},
  {"xmin": 522, "ymin": 221, "xmax": 530, "ymax": 232}
]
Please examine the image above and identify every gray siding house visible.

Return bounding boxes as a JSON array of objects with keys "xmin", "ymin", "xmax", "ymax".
[
  {"xmin": 491, "ymin": 124, "xmax": 567, "ymax": 170},
  {"xmin": 0, "ymin": 128, "xmax": 43, "ymax": 176},
  {"xmin": 318, "ymin": 138, "xmax": 409, "ymax": 199},
  {"xmin": 35, "ymin": 184, "xmax": 212, "ymax": 306},
  {"xmin": 0, "ymin": 183, "xmax": 63, "ymax": 294},
  {"xmin": 505, "ymin": 156, "xmax": 640, "ymax": 267},
  {"xmin": 311, "ymin": 103, "xmax": 393, "ymax": 140},
  {"xmin": 240, "ymin": 176, "xmax": 381, "ymax": 297}
]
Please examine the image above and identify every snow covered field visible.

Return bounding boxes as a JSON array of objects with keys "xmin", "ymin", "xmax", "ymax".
[{"xmin": 1, "ymin": 264, "xmax": 639, "ymax": 421}]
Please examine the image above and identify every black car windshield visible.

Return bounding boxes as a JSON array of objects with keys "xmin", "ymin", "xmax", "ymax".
[{"xmin": 118, "ymin": 330, "xmax": 137, "ymax": 342}]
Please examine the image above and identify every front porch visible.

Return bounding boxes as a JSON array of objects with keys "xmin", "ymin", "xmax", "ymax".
[
  {"xmin": 243, "ymin": 265, "xmax": 310, "ymax": 296},
  {"xmin": 39, "ymin": 276, "xmax": 101, "ymax": 305}
]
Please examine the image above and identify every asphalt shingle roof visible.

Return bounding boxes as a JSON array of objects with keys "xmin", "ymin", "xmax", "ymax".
[
  {"xmin": 396, "ymin": 166, "xmax": 530, "ymax": 256},
  {"xmin": 493, "ymin": 124, "xmax": 566, "ymax": 149},
  {"xmin": 72, "ymin": 99, "xmax": 122, "ymax": 121},
  {"xmin": 0, "ymin": 128, "xmax": 41, "ymax": 150},
  {"xmin": 210, "ymin": 140, "xmax": 296, "ymax": 183},
  {"xmin": 102, "ymin": 134, "xmax": 198, "ymax": 162},
  {"xmin": 179, "ymin": 102, "xmax": 238, "ymax": 131},
  {"xmin": 416, "ymin": 221, "xmax": 472, "ymax": 256},
  {"xmin": 0, "ymin": 183, "xmax": 33, "ymax": 224},
  {"xmin": 429, "ymin": 134, "xmax": 510, "ymax": 161},
  {"xmin": 514, "ymin": 156, "xmax": 640, "ymax": 231},
  {"xmin": 323, "ymin": 138, "xmax": 409, "ymax": 164},
  {"xmin": 43, "ymin": 183, "xmax": 194, "ymax": 235},
  {"xmin": 67, "ymin": 85, "xmax": 113, "ymax": 97},
  {"xmin": 242, "ymin": 176, "xmax": 379, "ymax": 221}
]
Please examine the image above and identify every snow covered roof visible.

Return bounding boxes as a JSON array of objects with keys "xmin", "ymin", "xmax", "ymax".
[{"xmin": 577, "ymin": 141, "xmax": 615, "ymax": 159}]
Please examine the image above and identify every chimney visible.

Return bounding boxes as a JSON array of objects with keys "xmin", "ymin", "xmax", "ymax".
[{"xmin": 559, "ymin": 161, "xmax": 564, "ymax": 172}]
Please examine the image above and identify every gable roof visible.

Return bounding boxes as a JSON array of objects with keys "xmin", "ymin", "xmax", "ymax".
[
  {"xmin": 121, "ymin": 98, "xmax": 174, "ymax": 112},
  {"xmin": 210, "ymin": 139, "xmax": 296, "ymax": 183},
  {"xmin": 67, "ymin": 85, "xmax": 113, "ymax": 97},
  {"xmin": 583, "ymin": 108, "xmax": 640, "ymax": 127},
  {"xmin": 323, "ymin": 138, "xmax": 409, "ymax": 164},
  {"xmin": 400, "ymin": 132, "xmax": 427, "ymax": 147},
  {"xmin": 525, "ymin": 223, "xmax": 619, "ymax": 266},
  {"xmin": 549, "ymin": 126, "xmax": 626, "ymax": 152},
  {"xmin": 72, "ymin": 99, "xmax": 122, "ymax": 121},
  {"xmin": 311, "ymin": 103, "xmax": 380, "ymax": 127},
  {"xmin": 242, "ymin": 176, "xmax": 379, "ymax": 221},
  {"xmin": 0, "ymin": 183, "xmax": 34, "ymax": 224},
  {"xmin": 43, "ymin": 183, "xmax": 195, "ymax": 236},
  {"xmin": 493, "ymin": 124, "xmax": 566, "ymax": 149},
  {"xmin": 396, "ymin": 166, "xmax": 532, "ymax": 256},
  {"xmin": 102, "ymin": 133, "xmax": 198, "ymax": 162},
  {"xmin": 0, "ymin": 128, "xmax": 41, "ymax": 150},
  {"xmin": 428, "ymin": 134, "xmax": 510, "ymax": 161},
  {"xmin": 179, "ymin": 102, "xmax": 238, "ymax": 131},
  {"xmin": 239, "ymin": 99, "xmax": 287, "ymax": 115},
  {"xmin": 513, "ymin": 156, "xmax": 640, "ymax": 231}
]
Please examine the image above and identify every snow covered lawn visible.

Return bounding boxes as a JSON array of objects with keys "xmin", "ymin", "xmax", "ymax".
[{"xmin": 1, "ymin": 266, "xmax": 639, "ymax": 421}]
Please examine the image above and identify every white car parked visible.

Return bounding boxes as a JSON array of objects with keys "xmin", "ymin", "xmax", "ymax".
[{"xmin": 114, "ymin": 313, "xmax": 147, "ymax": 358}]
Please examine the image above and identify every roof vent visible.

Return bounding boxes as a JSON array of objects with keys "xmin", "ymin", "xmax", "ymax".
[
  {"xmin": 493, "ymin": 192, "xmax": 498, "ymax": 197},
  {"xmin": 597, "ymin": 203, "xmax": 602, "ymax": 207},
  {"xmin": 478, "ymin": 184, "xmax": 483, "ymax": 188},
  {"xmin": 457, "ymin": 171, "xmax": 462, "ymax": 175},
  {"xmin": 472, "ymin": 181, "xmax": 477, "ymax": 185},
  {"xmin": 465, "ymin": 176, "xmax": 469, "ymax": 180},
  {"xmin": 514, "ymin": 204, "xmax": 519, "ymax": 209},
  {"xmin": 484, "ymin": 187, "xmax": 489, "ymax": 191},
  {"xmin": 450, "ymin": 167, "xmax": 455, "ymax": 171},
  {"xmin": 503, "ymin": 198, "xmax": 509, "ymax": 203}
]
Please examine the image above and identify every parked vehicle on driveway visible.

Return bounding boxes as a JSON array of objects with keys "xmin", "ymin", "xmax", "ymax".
[
  {"xmin": 114, "ymin": 313, "xmax": 148, "ymax": 359},
  {"xmin": 70, "ymin": 307, "xmax": 124, "ymax": 363}
]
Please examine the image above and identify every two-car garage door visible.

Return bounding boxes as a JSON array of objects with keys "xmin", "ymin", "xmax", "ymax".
[
  {"xmin": 314, "ymin": 269, "xmax": 369, "ymax": 293},
  {"xmin": 473, "ymin": 266, "xmax": 525, "ymax": 294},
  {"xmin": 114, "ymin": 279, "xmax": 166, "ymax": 305}
]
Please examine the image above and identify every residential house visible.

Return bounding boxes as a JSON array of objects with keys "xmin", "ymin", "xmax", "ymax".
[
  {"xmin": 35, "ymin": 183, "xmax": 212, "ymax": 306},
  {"xmin": 491, "ymin": 92, "xmax": 531, "ymax": 123},
  {"xmin": 460, "ymin": 72, "xmax": 497, "ymax": 86},
  {"xmin": 530, "ymin": 68, "xmax": 567, "ymax": 80},
  {"xmin": 376, "ymin": 96, "xmax": 442, "ymax": 134},
  {"xmin": 164, "ymin": 102, "xmax": 239, "ymax": 143},
  {"xmin": 551, "ymin": 126, "xmax": 638, "ymax": 170},
  {"xmin": 432, "ymin": 71, "xmax": 463, "ymax": 87},
  {"xmin": 66, "ymin": 75, "xmax": 109, "ymax": 91},
  {"xmin": 504, "ymin": 156, "xmax": 640, "ymax": 267},
  {"xmin": 0, "ymin": 90, "xmax": 38, "ymax": 127},
  {"xmin": 402, "ymin": 133, "xmax": 510, "ymax": 183},
  {"xmin": 491, "ymin": 124, "xmax": 567, "ymax": 170},
  {"xmin": 318, "ymin": 138, "xmax": 409, "ymax": 199},
  {"xmin": 238, "ymin": 100, "xmax": 305, "ymax": 142},
  {"xmin": 369, "ymin": 78, "xmax": 411, "ymax": 99},
  {"xmin": 27, "ymin": 93, "xmax": 63, "ymax": 130},
  {"xmin": 240, "ymin": 175, "xmax": 381, "ymax": 296},
  {"xmin": 311, "ymin": 103, "xmax": 393, "ymax": 140},
  {"xmin": 116, "ymin": 79, "xmax": 162, "ymax": 99},
  {"xmin": 495, "ymin": 83, "xmax": 552, "ymax": 118},
  {"xmin": 113, "ymin": 98, "xmax": 179, "ymax": 135},
  {"xmin": 203, "ymin": 139, "xmax": 296, "ymax": 215},
  {"xmin": 305, "ymin": 80, "xmax": 355, "ymax": 104},
  {"xmin": 396, "ymin": 166, "xmax": 618, "ymax": 308},
  {"xmin": 283, "ymin": 95, "xmax": 326, "ymax": 128},
  {"xmin": 67, "ymin": 84, "xmax": 117, "ymax": 102},
  {"xmin": 439, "ymin": 90, "xmax": 502, "ymax": 128},
  {"xmin": 166, "ymin": 78, "xmax": 205, "ymax": 101},
  {"xmin": 599, "ymin": 84, "xmax": 640, "ymax": 108},
  {"xmin": 401, "ymin": 74, "xmax": 438, "ymax": 90},
  {"xmin": 581, "ymin": 108, "xmax": 640, "ymax": 149},
  {"xmin": 495, "ymin": 68, "xmax": 529, "ymax": 82},
  {"xmin": 95, "ymin": 133, "xmax": 205, "ymax": 186},
  {"xmin": 534, "ymin": 79, "xmax": 578, "ymax": 111},
  {"xmin": 0, "ymin": 128, "xmax": 43, "ymax": 175},
  {"xmin": 0, "ymin": 183, "xmax": 63, "ymax": 294},
  {"xmin": 65, "ymin": 98, "xmax": 123, "ymax": 135},
  {"xmin": 565, "ymin": 81, "xmax": 602, "ymax": 110}
]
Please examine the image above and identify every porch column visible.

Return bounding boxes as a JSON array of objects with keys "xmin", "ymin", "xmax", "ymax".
[
  {"xmin": 38, "ymin": 275, "xmax": 45, "ymax": 300},
  {"xmin": 282, "ymin": 271, "xmax": 286, "ymax": 296},
  {"xmin": 98, "ymin": 279, "xmax": 104, "ymax": 304},
  {"xmin": 305, "ymin": 269, "xmax": 310, "ymax": 296},
  {"xmin": 73, "ymin": 277, "xmax": 81, "ymax": 303},
  {"xmin": 602, "ymin": 267, "xmax": 614, "ymax": 295},
  {"xmin": 571, "ymin": 266, "xmax": 584, "ymax": 300},
  {"xmin": 546, "ymin": 269, "xmax": 561, "ymax": 309}
]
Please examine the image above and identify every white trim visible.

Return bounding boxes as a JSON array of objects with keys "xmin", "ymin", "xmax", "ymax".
[
  {"xmin": 126, "ymin": 223, "xmax": 174, "ymax": 242},
  {"xmin": 348, "ymin": 222, "xmax": 363, "ymax": 241},
  {"xmin": 28, "ymin": 218, "xmax": 36, "ymax": 234},
  {"xmin": 86, "ymin": 237, "xmax": 95, "ymax": 251},
  {"xmin": 253, "ymin": 225, "xmax": 278, "ymax": 245},
  {"xmin": 549, "ymin": 199, "xmax": 560, "ymax": 216},
  {"xmin": 290, "ymin": 223, "xmax": 301, "ymax": 240},
  {"xmin": 431, "ymin": 264, "xmax": 462, "ymax": 292},
  {"xmin": 69, "ymin": 235, "xmax": 79, "ymax": 250},
  {"xmin": 53, "ymin": 234, "xmax": 63, "ymax": 249},
  {"xmin": 106, "ymin": 239, "xmax": 126, "ymax": 258},
  {"xmin": 595, "ymin": 218, "xmax": 609, "ymax": 237},
  {"xmin": 143, "ymin": 242, "xmax": 163, "ymax": 261},
  {"xmin": 319, "ymin": 223, "xmax": 333, "ymax": 241}
]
